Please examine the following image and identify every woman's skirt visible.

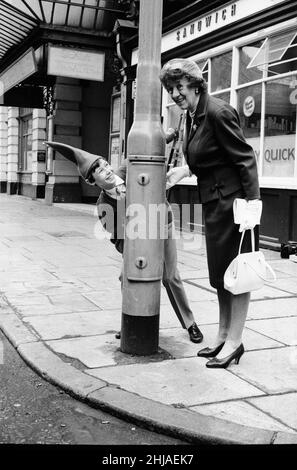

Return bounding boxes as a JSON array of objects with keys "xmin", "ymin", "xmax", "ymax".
[{"xmin": 203, "ymin": 189, "xmax": 259, "ymax": 289}]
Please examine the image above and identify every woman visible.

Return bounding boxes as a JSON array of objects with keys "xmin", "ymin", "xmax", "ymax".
[{"xmin": 160, "ymin": 58, "xmax": 261, "ymax": 368}]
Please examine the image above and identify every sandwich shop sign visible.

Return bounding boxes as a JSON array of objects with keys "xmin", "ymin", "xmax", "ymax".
[{"xmin": 131, "ymin": 0, "xmax": 287, "ymax": 64}]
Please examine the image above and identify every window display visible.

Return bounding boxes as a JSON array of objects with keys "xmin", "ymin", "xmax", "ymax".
[
  {"xmin": 263, "ymin": 76, "xmax": 296, "ymax": 177},
  {"xmin": 210, "ymin": 51, "xmax": 232, "ymax": 92},
  {"xmin": 19, "ymin": 110, "xmax": 32, "ymax": 172}
]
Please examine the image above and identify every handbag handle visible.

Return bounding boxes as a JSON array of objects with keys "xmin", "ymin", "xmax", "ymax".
[
  {"xmin": 263, "ymin": 262, "xmax": 277, "ymax": 282},
  {"xmin": 238, "ymin": 229, "xmax": 255, "ymax": 255},
  {"xmin": 238, "ymin": 229, "xmax": 277, "ymax": 283}
]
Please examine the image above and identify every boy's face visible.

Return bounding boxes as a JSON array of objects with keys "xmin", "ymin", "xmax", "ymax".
[{"xmin": 92, "ymin": 159, "xmax": 117, "ymax": 189}]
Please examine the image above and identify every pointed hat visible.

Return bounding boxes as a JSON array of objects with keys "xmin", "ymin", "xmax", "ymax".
[{"xmin": 45, "ymin": 141, "xmax": 100, "ymax": 179}]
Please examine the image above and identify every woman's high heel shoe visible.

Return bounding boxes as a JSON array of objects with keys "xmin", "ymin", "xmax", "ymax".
[
  {"xmin": 197, "ymin": 342, "xmax": 225, "ymax": 358},
  {"xmin": 205, "ymin": 343, "xmax": 244, "ymax": 369}
]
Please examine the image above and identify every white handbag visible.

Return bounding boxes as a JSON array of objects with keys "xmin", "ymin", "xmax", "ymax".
[{"xmin": 224, "ymin": 229, "xmax": 276, "ymax": 295}]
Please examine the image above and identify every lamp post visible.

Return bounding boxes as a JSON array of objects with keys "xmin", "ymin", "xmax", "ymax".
[{"xmin": 120, "ymin": 0, "xmax": 165, "ymax": 355}]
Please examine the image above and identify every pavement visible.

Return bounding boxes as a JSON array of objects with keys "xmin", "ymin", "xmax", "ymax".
[{"xmin": 0, "ymin": 193, "xmax": 297, "ymax": 445}]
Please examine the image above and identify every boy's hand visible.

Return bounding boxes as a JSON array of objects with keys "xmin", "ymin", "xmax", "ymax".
[{"xmin": 165, "ymin": 128, "xmax": 179, "ymax": 144}]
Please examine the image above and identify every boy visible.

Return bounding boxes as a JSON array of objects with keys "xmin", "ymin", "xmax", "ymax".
[{"xmin": 45, "ymin": 141, "xmax": 203, "ymax": 343}]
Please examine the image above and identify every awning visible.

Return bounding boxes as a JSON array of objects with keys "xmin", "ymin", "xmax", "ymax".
[{"xmin": 0, "ymin": 0, "xmax": 125, "ymax": 61}]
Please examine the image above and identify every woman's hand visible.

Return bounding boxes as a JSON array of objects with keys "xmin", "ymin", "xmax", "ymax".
[
  {"xmin": 166, "ymin": 165, "xmax": 190, "ymax": 190},
  {"xmin": 239, "ymin": 199, "xmax": 262, "ymax": 232}
]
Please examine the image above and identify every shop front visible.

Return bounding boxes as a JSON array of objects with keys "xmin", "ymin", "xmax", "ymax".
[
  {"xmin": 128, "ymin": 0, "xmax": 297, "ymax": 252},
  {"xmin": 0, "ymin": 0, "xmax": 130, "ymax": 202}
]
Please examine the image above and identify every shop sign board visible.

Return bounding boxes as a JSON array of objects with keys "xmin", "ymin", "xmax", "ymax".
[
  {"xmin": 132, "ymin": 0, "xmax": 287, "ymax": 63},
  {"xmin": 48, "ymin": 46, "xmax": 105, "ymax": 81},
  {"xmin": 0, "ymin": 48, "xmax": 37, "ymax": 96},
  {"xmin": 248, "ymin": 135, "xmax": 295, "ymax": 178},
  {"xmin": 243, "ymin": 96, "xmax": 255, "ymax": 117}
]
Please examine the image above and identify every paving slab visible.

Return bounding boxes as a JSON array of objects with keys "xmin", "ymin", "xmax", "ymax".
[
  {"xmin": 182, "ymin": 283, "xmax": 217, "ymax": 301},
  {"xmin": 159, "ymin": 300, "xmax": 219, "ymax": 329},
  {"xmin": 247, "ymin": 298, "xmax": 297, "ymax": 320},
  {"xmin": 231, "ymin": 347, "xmax": 297, "ymax": 394},
  {"xmin": 83, "ymin": 290, "xmax": 122, "ymax": 310},
  {"xmin": 15, "ymin": 304, "xmax": 80, "ymax": 317},
  {"xmin": 22, "ymin": 279, "xmax": 93, "ymax": 295},
  {"xmin": 87, "ymin": 357, "xmax": 264, "ymax": 406},
  {"xmin": 77, "ymin": 275, "xmax": 122, "ymax": 290},
  {"xmin": 159, "ymin": 324, "xmax": 284, "ymax": 359},
  {"xmin": 0, "ymin": 254, "xmax": 37, "ymax": 269},
  {"xmin": 0, "ymin": 312, "xmax": 38, "ymax": 346},
  {"xmin": 159, "ymin": 328, "xmax": 200, "ymax": 357},
  {"xmin": 247, "ymin": 317, "xmax": 297, "ymax": 345},
  {"xmin": 48, "ymin": 293, "xmax": 101, "ymax": 312},
  {"xmin": 43, "ymin": 254, "xmax": 102, "ymax": 268},
  {"xmin": 23, "ymin": 310, "xmax": 120, "ymax": 340},
  {"xmin": 269, "ymin": 260, "xmax": 297, "ymax": 276},
  {"xmin": 269, "ymin": 278, "xmax": 297, "ymax": 294},
  {"xmin": 52, "ymin": 265, "xmax": 121, "ymax": 280},
  {"xmin": 248, "ymin": 393, "xmax": 297, "ymax": 432},
  {"xmin": 265, "ymin": 268, "xmax": 292, "ymax": 279},
  {"xmin": 191, "ymin": 400, "xmax": 296, "ymax": 434},
  {"xmin": 250, "ymin": 285, "xmax": 295, "ymax": 300},
  {"xmin": 46, "ymin": 335, "xmax": 120, "ymax": 368},
  {"xmin": 186, "ymin": 278, "xmax": 215, "ymax": 292},
  {"xmin": 86, "ymin": 386, "xmax": 274, "ymax": 445},
  {"xmin": 189, "ymin": 277, "xmax": 297, "ymax": 301},
  {"xmin": 18, "ymin": 341, "xmax": 106, "ymax": 397},
  {"xmin": 179, "ymin": 268, "xmax": 210, "ymax": 279},
  {"xmin": 273, "ymin": 432, "xmax": 297, "ymax": 444},
  {"xmin": 4, "ymin": 293, "xmax": 51, "ymax": 307},
  {"xmin": 0, "ymin": 269, "xmax": 56, "ymax": 283}
]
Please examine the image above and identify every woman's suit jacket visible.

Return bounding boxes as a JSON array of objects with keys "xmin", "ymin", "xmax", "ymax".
[
  {"xmin": 183, "ymin": 92, "xmax": 260, "ymax": 203},
  {"xmin": 182, "ymin": 92, "xmax": 260, "ymax": 288}
]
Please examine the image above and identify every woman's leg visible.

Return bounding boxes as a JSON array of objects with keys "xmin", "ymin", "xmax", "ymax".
[
  {"xmin": 216, "ymin": 291, "xmax": 250, "ymax": 358},
  {"xmin": 212, "ymin": 288, "xmax": 232, "ymax": 347}
]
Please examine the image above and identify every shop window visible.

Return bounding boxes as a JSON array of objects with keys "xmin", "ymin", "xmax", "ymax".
[
  {"xmin": 197, "ymin": 59, "xmax": 209, "ymax": 85},
  {"xmin": 237, "ymin": 84, "xmax": 262, "ymax": 166},
  {"xmin": 237, "ymin": 84, "xmax": 262, "ymax": 139},
  {"xmin": 213, "ymin": 91, "xmax": 230, "ymax": 104},
  {"xmin": 167, "ymin": 103, "xmax": 183, "ymax": 132},
  {"xmin": 19, "ymin": 108, "xmax": 33, "ymax": 172},
  {"xmin": 247, "ymin": 30, "xmax": 297, "ymax": 77},
  {"xmin": 262, "ymin": 76, "xmax": 296, "ymax": 177},
  {"xmin": 109, "ymin": 93, "xmax": 121, "ymax": 170},
  {"xmin": 239, "ymin": 40, "xmax": 265, "ymax": 84},
  {"xmin": 210, "ymin": 51, "xmax": 232, "ymax": 92}
]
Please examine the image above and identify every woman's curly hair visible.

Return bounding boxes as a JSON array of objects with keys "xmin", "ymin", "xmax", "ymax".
[{"xmin": 160, "ymin": 58, "xmax": 207, "ymax": 94}]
